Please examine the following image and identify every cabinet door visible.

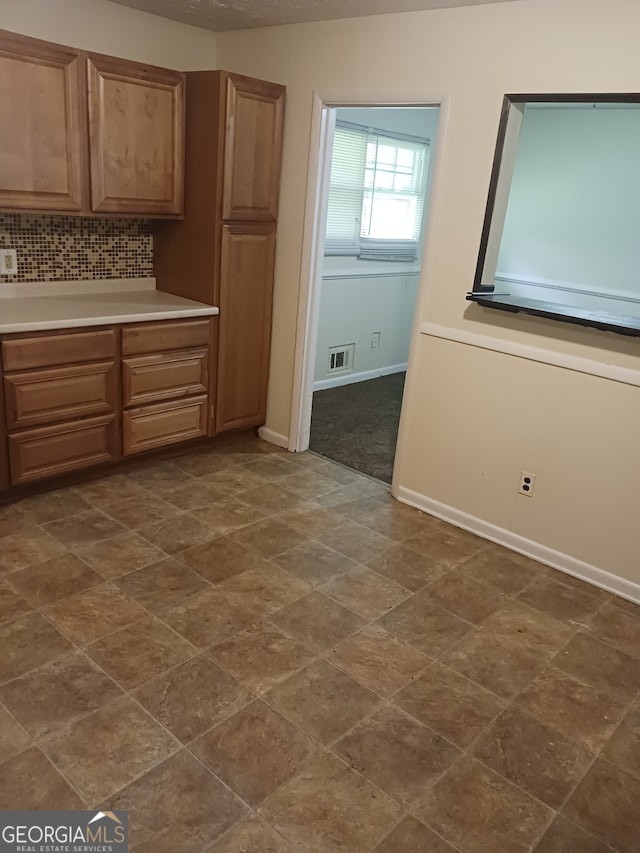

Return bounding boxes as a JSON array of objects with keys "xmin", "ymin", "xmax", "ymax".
[
  {"xmin": 222, "ymin": 74, "xmax": 285, "ymax": 222},
  {"xmin": 123, "ymin": 396, "xmax": 207, "ymax": 456},
  {"xmin": 0, "ymin": 377, "xmax": 8, "ymax": 490},
  {"xmin": 121, "ymin": 319, "xmax": 210, "ymax": 356},
  {"xmin": 216, "ymin": 224, "xmax": 276, "ymax": 433},
  {"xmin": 87, "ymin": 55, "xmax": 184, "ymax": 216},
  {"xmin": 122, "ymin": 349, "xmax": 208, "ymax": 407},
  {"xmin": 0, "ymin": 32, "xmax": 86, "ymax": 212},
  {"xmin": 2, "ymin": 329, "xmax": 116, "ymax": 372},
  {"xmin": 4, "ymin": 361, "xmax": 116, "ymax": 430},
  {"xmin": 8, "ymin": 415, "xmax": 116, "ymax": 485}
]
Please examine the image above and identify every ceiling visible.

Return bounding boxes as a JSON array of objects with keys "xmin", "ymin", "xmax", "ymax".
[{"xmin": 107, "ymin": 0, "xmax": 516, "ymax": 33}]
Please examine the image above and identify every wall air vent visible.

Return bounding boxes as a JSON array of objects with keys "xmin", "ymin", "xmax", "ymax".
[{"xmin": 327, "ymin": 343, "xmax": 355, "ymax": 374}]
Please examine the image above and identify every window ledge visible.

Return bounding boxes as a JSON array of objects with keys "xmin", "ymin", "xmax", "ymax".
[
  {"xmin": 466, "ymin": 292, "xmax": 640, "ymax": 338},
  {"xmin": 322, "ymin": 260, "xmax": 421, "ymax": 279}
]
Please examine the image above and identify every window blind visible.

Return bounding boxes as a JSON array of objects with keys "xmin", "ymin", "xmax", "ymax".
[{"xmin": 325, "ymin": 121, "xmax": 430, "ymax": 261}]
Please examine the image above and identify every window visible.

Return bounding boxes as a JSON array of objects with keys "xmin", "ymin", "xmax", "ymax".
[
  {"xmin": 469, "ymin": 94, "xmax": 640, "ymax": 338},
  {"xmin": 325, "ymin": 122, "xmax": 429, "ymax": 262}
]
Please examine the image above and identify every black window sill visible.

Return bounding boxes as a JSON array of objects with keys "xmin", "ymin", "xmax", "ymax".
[{"xmin": 466, "ymin": 293, "xmax": 640, "ymax": 338}]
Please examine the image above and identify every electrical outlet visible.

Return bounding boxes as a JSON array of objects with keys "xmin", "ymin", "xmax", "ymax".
[
  {"xmin": 518, "ymin": 471, "xmax": 536, "ymax": 497},
  {"xmin": 371, "ymin": 331, "xmax": 381, "ymax": 350},
  {"xmin": 0, "ymin": 249, "xmax": 17, "ymax": 276}
]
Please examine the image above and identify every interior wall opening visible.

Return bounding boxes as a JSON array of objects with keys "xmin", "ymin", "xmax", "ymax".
[{"xmin": 307, "ymin": 105, "xmax": 440, "ymax": 483}]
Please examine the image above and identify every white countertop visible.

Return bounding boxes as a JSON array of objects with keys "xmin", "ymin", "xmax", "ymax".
[{"xmin": 0, "ymin": 278, "xmax": 219, "ymax": 334}]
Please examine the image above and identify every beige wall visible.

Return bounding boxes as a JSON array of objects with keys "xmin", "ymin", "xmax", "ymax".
[
  {"xmin": 2, "ymin": 0, "xmax": 638, "ymax": 588},
  {"xmin": 213, "ymin": 0, "xmax": 640, "ymax": 587},
  {"xmin": 0, "ymin": 0, "xmax": 217, "ymax": 68}
]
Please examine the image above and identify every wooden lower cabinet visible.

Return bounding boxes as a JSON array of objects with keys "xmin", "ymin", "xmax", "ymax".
[
  {"xmin": 123, "ymin": 396, "xmax": 208, "ymax": 455},
  {"xmin": 2, "ymin": 328, "xmax": 116, "ymax": 372},
  {"xmin": 8, "ymin": 415, "xmax": 116, "ymax": 485},
  {"xmin": 4, "ymin": 361, "xmax": 116, "ymax": 429},
  {"xmin": 122, "ymin": 319, "xmax": 210, "ymax": 356},
  {"xmin": 122, "ymin": 349, "xmax": 208, "ymax": 406},
  {"xmin": 0, "ymin": 318, "xmax": 215, "ymax": 492}
]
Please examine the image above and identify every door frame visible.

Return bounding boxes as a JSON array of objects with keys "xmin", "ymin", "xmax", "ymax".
[{"xmin": 287, "ymin": 88, "xmax": 450, "ymax": 494}]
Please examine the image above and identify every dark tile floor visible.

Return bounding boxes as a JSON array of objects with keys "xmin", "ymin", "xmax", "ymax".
[{"xmin": 0, "ymin": 432, "xmax": 639, "ymax": 852}]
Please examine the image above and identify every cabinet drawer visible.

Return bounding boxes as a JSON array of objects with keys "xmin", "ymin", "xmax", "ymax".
[
  {"xmin": 5, "ymin": 361, "xmax": 116, "ymax": 430},
  {"xmin": 122, "ymin": 349, "xmax": 207, "ymax": 407},
  {"xmin": 2, "ymin": 329, "xmax": 116, "ymax": 372},
  {"xmin": 123, "ymin": 396, "xmax": 207, "ymax": 456},
  {"xmin": 8, "ymin": 415, "xmax": 116, "ymax": 485},
  {"xmin": 121, "ymin": 320, "xmax": 210, "ymax": 356}
]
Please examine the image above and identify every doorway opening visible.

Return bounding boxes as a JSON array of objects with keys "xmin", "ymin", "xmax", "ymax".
[{"xmin": 291, "ymin": 103, "xmax": 440, "ymax": 484}]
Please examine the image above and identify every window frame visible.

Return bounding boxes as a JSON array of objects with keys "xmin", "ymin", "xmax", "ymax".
[
  {"xmin": 469, "ymin": 91, "xmax": 640, "ymax": 338},
  {"xmin": 324, "ymin": 120, "xmax": 430, "ymax": 261}
]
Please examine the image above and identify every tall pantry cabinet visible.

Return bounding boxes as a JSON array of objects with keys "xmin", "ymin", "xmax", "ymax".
[{"xmin": 154, "ymin": 72, "xmax": 285, "ymax": 434}]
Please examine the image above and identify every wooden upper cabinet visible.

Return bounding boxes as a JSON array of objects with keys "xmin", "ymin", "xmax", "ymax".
[
  {"xmin": 0, "ymin": 29, "xmax": 185, "ymax": 217},
  {"xmin": 0, "ymin": 32, "xmax": 87, "ymax": 212},
  {"xmin": 222, "ymin": 74, "xmax": 285, "ymax": 222},
  {"xmin": 87, "ymin": 55, "xmax": 185, "ymax": 216}
]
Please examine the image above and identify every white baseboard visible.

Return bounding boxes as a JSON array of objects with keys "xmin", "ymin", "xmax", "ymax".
[
  {"xmin": 257, "ymin": 426, "xmax": 289, "ymax": 449},
  {"xmin": 396, "ymin": 486, "xmax": 640, "ymax": 605},
  {"xmin": 313, "ymin": 362, "xmax": 407, "ymax": 392}
]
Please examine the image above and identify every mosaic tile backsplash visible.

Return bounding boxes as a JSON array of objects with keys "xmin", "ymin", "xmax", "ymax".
[{"xmin": 0, "ymin": 214, "xmax": 153, "ymax": 283}]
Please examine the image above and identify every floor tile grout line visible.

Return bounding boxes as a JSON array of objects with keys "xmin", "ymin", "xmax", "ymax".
[
  {"xmin": 2, "ymin": 679, "xmax": 140, "ymax": 807},
  {"xmin": 3, "ymin": 528, "xmax": 636, "ymax": 716},
  {"xmin": 0, "ymin": 610, "xmax": 87, "ymax": 688},
  {"xmin": 37, "ymin": 593, "xmax": 155, "ymax": 653},
  {"xmin": 34, "ymin": 742, "xmax": 92, "ymax": 809},
  {"xmin": 546, "ymin": 629, "xmax": 640, "ymax": 698},
  {"xmin": 180, "ymin": 717, "xmax": 312, "ymax": 836},
  {"xmin": 29, "ymin": 655, "xmax": 193, "ymax": 810},
  {"xmin": 13, "ymin": 633, "xmax": 200, "ymax": 750},
  {"xmin": 254, "ymin": 738, "xmax": 416, "ymax": 840},
  {"xmin": 320, "ymin": 566, "xmax": 415, "ymax": 609},
  {"xmin": 4, "ymin": 523, "xmax": 305, "ymax": 749},
  {"xmin": 0, "ymin": 646, "xmax": 128, "ymax": 729},
  {"xmin": 432, "ymin": 748, "xmax": 561, "ymax": 837},
  {"xmin": 447, "ymin": 656, "xmax": 636, "ymax": 853},
  {"xmin": 548, "ymin": 741, "xmax": 619, "ymax": 844},
  {"xmin": 370, "ymin": 813, "xmax": 467, "ymax": 853},
  {"xmin": 324, "ymin": 638, "xmax": 434, "ymax": 700},
  {"xmin": 96, "ymin": 634, "xmax": 203, "ymax": 694},
  {"xmin": 249, "ymin": 657, "xmax": 471, "ymax": 828},
  {"xmin": 385, "ymin": 656, "xmax": 509, "ymax": 716},
  {"xmin": 0, "ymin": 696, "xmax": 35, "ymax": 759},
  {"xmin": 471, "ymin": 701, "xmax": 599, "ymax": 796}
]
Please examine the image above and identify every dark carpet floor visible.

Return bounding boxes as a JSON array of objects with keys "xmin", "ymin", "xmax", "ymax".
[{"xmin": 309, "ymin": 372, "xmax": 406, "ymax": 483}]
